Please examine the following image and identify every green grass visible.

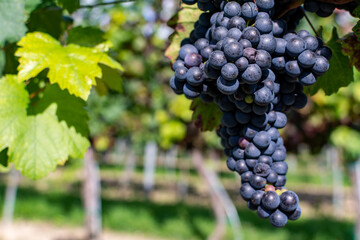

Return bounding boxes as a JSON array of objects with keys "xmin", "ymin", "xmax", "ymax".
[{"xmin": 0, "ymin": 185, "xmax": 354, "ymax": 240}]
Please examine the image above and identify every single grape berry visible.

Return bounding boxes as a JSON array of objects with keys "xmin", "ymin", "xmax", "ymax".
[
  {"xmin": 179, "ymin": 44, "xmax": 198, "ymax": 60},
  {"xmin": 241, "ymin": 2, "xmax": 258, "ymax": 20},
  {"xmin": 280, "ymin": 191, "xmax": 299, "ymax": 212},
  {"xmin": 224, "ymin": 1, "xmax": 242, "ymax": 18},
  {"xmin": 221, "ymin": 63, "xmax": 239, "ymax": 81},
  {"xmin": 224, "ymin": 42, "xmax": 243, "ymax": 61},
  {"xmin": 209, "ymin": 50, "xmax": 227, "ymax": 69},
  {"xmin": 269, "ymin": 209, "xmax": 288, "ymax": 228},
  {"xmin": 262, "ymin": 191, "xmax": 280, "ymax": 210},
  {"xmin": 242, "ymin": 27, "xmax": 260, "ymax": 46},
  {"xmin": 184, "ymin": 53, "xmax": 202, "ymax": 68}
]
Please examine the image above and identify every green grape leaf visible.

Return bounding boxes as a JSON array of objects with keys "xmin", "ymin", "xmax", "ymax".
[
  {"xmin": 11, "ymin": 104, "xmax": 89, "ymax": 179},
  {"xmin": 97, "ymin": 64, "xmax": 122, "ymax": 93},
  {"xmin": 94, "ymin": 78, "xmax": 109, "ymax": 96},
  {"xmin": 27, "ymin": 6, "xmax": 63, "ymax": 39},
  {"xmin": 190, "ymin": 98, "xmax": 222, "ymax": 131},
  {"xmin": 0, "ymin": 75, "xmax": 29, "ymax": 150},
  {"xmin": 0, "ymin": 75, "xmax": 89, "ymax": 179},
  {"xmin": 30, "ymin": 84, "xmax": 89, "ymax": 137},
  {"xmin": 353, "ymin": 21, "xmax": 360, "ymax": 38},
  {"xmin": 165, "ymin": 4, "xmax": 202, "ymax": 63},
  {"xmin": 0, "ymin": 0, "xmax": 27, "ymax": 45},
  {"xmin": 305, "ymin": 28, "xmax": 354, "ymax": 96},
  {"xmin": 15, "ymin": 32, "xmax": 123, "ymax": 100},
  {"xmin": 352, "ymin": 4, "xmax": 360, "ymax": 17},
  {"xmin": 67, "ymin": 26, "xmax": 105, "ymax": 47},
  {"xmin": 56, "ymin": 0, "xmax": 80, "ymax": 13}
]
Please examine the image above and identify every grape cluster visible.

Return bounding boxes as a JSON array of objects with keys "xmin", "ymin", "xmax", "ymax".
[{"xmin": 169, "ymin": 0, "xmax": 335, "ymax": 227}]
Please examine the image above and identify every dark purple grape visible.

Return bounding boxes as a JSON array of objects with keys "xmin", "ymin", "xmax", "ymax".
[
  {"xmin": 221, "ymin": 63, "xmax": 239, "ymax": 81},
  {"xmin": 303, "ymin": 35, "xmax": 319, "ymax": 51},
  {"xmin": 212, "ymin": 26, "xmax": 228, "ymax": 42},
  {"xmin": 170, "ymin": 76, "xmax": 184, "ymax": 94},
  {"xmin": 257, "ymin": 34, "xmax": 276, "ymax": 54},
  {"xmin": 245, "ymin": 143, "xmax": 261, "ymax": 158},
  {"xmin": 241, "ymin": 2, "xmax": 258, "ymax": 20},
  {"xmin": 224, "ymin": 1, "xmax": 242, "ymax": 17},
  {"xmin": 240, "ymin": 183, "xmax": 255, "ymax": 200},
  {"xmin": 251, "ymin": 190, "xmax": 265, "ymax": 206},
  {"xmin": 241, "ymin": 171, "xmax": 253, "ymax": 182},
  {"xmin": 242, "ymin": 27, "xmax": 260, "ymax": 45},
  {"xmin": 285, "ymin": 60, "xmax": 301, "ymax": 78},
  {"xmin": 253, "ymin": 131, "xmax": 271, "ymax": 149},
  {"xmin": 226, "ymin": 157, "xmax": 237, "ymax": 171},
  {"xmin": 274, "ymin": 175, "xmax": 287, "ymax": 187},
  {"xmin": 227, "ymin": 28, "xmax": 242, "ymax": 41},
  {"xmin": 312, "ymin": 56, "xmax": 329, "ymax": 75},
  {"xmin": 235, "ymin": 57, "xmax": 249, "ymax": 71},
  {"xmin": 228, "ymin": 16, "xmax": 246, "ymax": 30},
  {"xmin": 241, "ymin": 64, "xmax": 262, "ymax": 84},
  {"xmin": 269, "ymin": 209, "xmax": 288, "ymax": 228},
  {"xmin": 299, "ymin": 71, "xmax": 316, "ymax": 86},
  {"xmin": 298, "ymin": 50, "xmax": 316, "ymax": 68},
  {"xmin": 255, "ymin": 17, "xmax": 273, "ymax": 34},
  {"xmin": 186, "ymin": 67, "xmax": 204, "ymax": 86},
  {"xmin": 250, "ymin": 175, "xmax": 267, "ymax": 189},
  {"xmin": 209, "ymin": 50, "xmax": 227, "ymax": 69},
  {"xmin": 183, "ymin": 83, "xmax": 201, "ymax": 99},
  {"xmin": 224, "ymin": 42, "xmax": 243, "ymax": 61},
  {"xmin": 254, "ymin": 163, "xmax": 271, "ymax": 177},
  {"xmin": 255, "ymin": 50, "xmax": 272, "ymax": 70},
  {"xmin": 175, "ymin": 66, "xmax": 188, "ymax": 82},
  {"xmin": 272, "ymin": 161, "xmax": 288, "ymax": 175},
  {"xmin": 266, "ymin": 170, "xmax": 278, "ymax": 183},
  {"xmin": 280, "ymin": 191, "xmax": 299, "ymax": 212},
  {"xmin": 257, "ymin": 205, "xmax": 273, "ymax": 219},
  {"xmin": 179, "ymin": 44, "xmax": 198, "ymax": 60},
  {"xmin": 286, "ymin": 37, "xmax": 306, "ymax": 57},
  {"xmin": 287, "ymin": 206, "xmax": 301, "ymax": 220},
  {"xmin": 262, "ymin": 191, "xmax": 280, "ymax": 210},
  {"xmin": 172, "ymin": 60, "xmax": 185, "ymax": 71}
]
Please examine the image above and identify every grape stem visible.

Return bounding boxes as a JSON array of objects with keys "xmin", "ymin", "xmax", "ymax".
[
  {"xmin": 80, "ymin": 0, "xmax": 136, "ymax": 8},
  {"xmin": 29, "ymin": 87, "xmax": 46, "ymax": 99},
  {"xmin": 253, "ymin": 0, "xmax": 258, "ymax": 11},
  {"xmin": 300, "ymin": 7, "xmax": 320, "ymax": 37}
]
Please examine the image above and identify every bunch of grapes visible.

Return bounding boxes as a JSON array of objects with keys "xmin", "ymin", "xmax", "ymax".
[{"xmin": 169, "ymin": 0, "xmax": 340, "ymax": 227}]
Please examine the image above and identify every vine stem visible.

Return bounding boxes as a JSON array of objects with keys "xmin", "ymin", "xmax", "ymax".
[
  {"xmin": 300, "ymin": 7, "xmax": 320, "ymax": 37},
  {"xmin": 29, "ymin": 87, "xmax": 46, "ymax": 99},
  {"xmin": 80, "ymin": 0, "xmax": 136, "ymax": 9}
]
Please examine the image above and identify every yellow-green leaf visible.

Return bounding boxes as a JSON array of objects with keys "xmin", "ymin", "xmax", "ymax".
[{"xmin": 15, "ymin": 32, "xmax": 123, "ymax": 100}]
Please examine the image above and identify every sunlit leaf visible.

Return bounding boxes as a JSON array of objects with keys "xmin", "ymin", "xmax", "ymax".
[{"xmin": 15, "ymin": 32, "xmax": 123, "ymax": 100}]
